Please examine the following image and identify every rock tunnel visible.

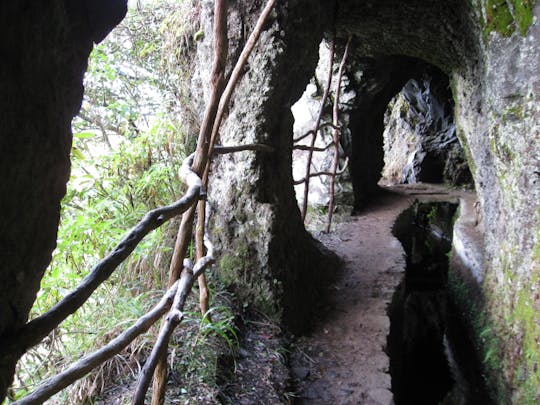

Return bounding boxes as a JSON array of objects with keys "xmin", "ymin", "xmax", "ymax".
[{"xmin": 0, "ymin": 0, "xmax": 538, "ymax": 401}]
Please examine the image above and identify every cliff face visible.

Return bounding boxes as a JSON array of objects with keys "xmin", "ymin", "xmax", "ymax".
[
  {"xmin": 458, "ymin": 3, "xmax": 540, "ymax": 400},
  {"xmin": 0, "ymin": 0, "xmax": 126, "ymax": 397},
  {"xmin": 193, "ymin": 0, "xmax": 539, "ymax": 401}
]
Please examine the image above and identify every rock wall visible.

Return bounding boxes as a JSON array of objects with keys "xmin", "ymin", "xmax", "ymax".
[
  {"xmin": 0, "ymin": 0, "xmax": 126, "ymax": 399},
  {"xmin": 452, "ymin": 2, "xmax": 540, "ymax": 401},
  {"xmin": 193, "ymin": 0, "xmax": 337, "ymax": 333},
  {"xmin": 193, "ymin": 0, "xmax": 539, "ymax": 401}
]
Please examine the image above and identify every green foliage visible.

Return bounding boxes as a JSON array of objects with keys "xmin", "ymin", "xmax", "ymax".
[
  {"xmin": 511, "ymin": 0, "xmax": 536, "ymax": 35},
  {"xmin": 504, "ymin": 272, "xmax": 540, "ymax": 403},
  {"xmin": 484, "ymin": 0, "xmax": 515, "ymax": 37},
  {"xmin": 163, "ymin": 301, "xmax": 238, "ymax": 402}
]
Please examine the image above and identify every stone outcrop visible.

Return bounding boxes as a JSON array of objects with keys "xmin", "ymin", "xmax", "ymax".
[
  {"xmin": 382, "ymin": 72, "xmax": 472, "ymax": 186},
  {"xmin": 0, "ymin": 0, "xmax": 126, "ymax": 398},
  {"xmin": 192, "ymin": 0, "xmax": 338, "ymax": 333}
]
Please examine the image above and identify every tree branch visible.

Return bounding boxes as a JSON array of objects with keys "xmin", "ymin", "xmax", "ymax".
[
  {"xmin": 205, "ymin": 0, "xmax": 278, "ymax": 163},
  {"xmin": 301, "ymin": 38, "xmax": 335, "ymax": 221},
  {"xmin": 293, "ymin": 159, "xmax": 349, "ymax": 186},
  {"xmin": 213, "ymin": 143, "xmax": 274, "ymax": 154},
  {"xmin": 327, "ymin": 37, "xmax": 351, "ymax": 233},
  {"xmin": 0, "ymin": 155, "xmax": 203, "ymax": 357},
  {"xmin": 292, "ymin": 122, "xmax": 340, "ymax": 143},
  {"xmin": 133, "ymin": 237, "xmax": 214, "ymax": 405},
  {"xmin": 293, "ymin": 142, "xmax": 333, "ymax": 152},
  {"xmin": 13, "ymin": 282, "xmax": 180, "ymax": 405}
]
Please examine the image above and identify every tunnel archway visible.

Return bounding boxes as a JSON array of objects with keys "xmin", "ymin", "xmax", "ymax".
[
  {"xmin": 207, "ymin": 0, "xmax": 484, "ymax": 333},
  {"xmin": 290, "ymin": 51, "xmax": 474, "ymax": 216},
  {"xmin": 346, "ymin": 58, "xmax": 473, "ymax": 211},
  {"xmin": 2, "ymin": 0, "xmax": 538, "ymax": 401}
]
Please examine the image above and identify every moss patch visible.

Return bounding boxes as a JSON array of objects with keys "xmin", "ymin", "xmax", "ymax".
[
  {"xmin": 218, "ymin": 241, "xmax": 280, "ymax": 319},
  {"xmin": 481, "ymin": 0, "xmax": 536, "ymax": 38},
  {"xmin": 511, "ymin": 0, "xmax": 536, "ymax": 35},
  {"xmin": 508, "ymin": 274, "xmax": 540, "ymax": 403},
  {"xmin": 484, "ymin": 0, "xmax": 516, "ymax": 37}
]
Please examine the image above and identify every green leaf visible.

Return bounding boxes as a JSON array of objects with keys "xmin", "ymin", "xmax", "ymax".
[
  {"xmin": 71, "ymin": 147, "xmax": 86, "ymax": 161},
  {"xmin": 73, "ymin": 132, "xmax": 96, "ymax": 139}
]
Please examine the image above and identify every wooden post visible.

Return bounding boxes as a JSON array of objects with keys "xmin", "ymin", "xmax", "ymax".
[
  {"xmin": 326, "ymin": 37, "xmax": 351, "ymax": 233},
  {"xmin": 301, "ymin": 39, "xmax": 335, "ymax": 222}
]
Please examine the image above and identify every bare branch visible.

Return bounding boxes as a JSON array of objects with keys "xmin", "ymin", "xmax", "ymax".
[
  {"xmin": 293, "ymin": 163, "xmax": 348, "ymax": 185},
  {"xmin": 0, "ymin": 155, "xmax": 203, "ymax": 357},
  {"xmin": 293, "ymin": 142, "xmax": 333, "ymax": 152},
  {"xmin": 134, "ymin": 237, "xmax": 214, "ymax": 405},
  {"xmin": 196, "ymin": 201, "xmax": 210, "ymax": 317},
  {"xmin": 13, "ymin": 282, "xmax": 180, "ymax": 405},
  {"xmin": 206, "ymin": 0, "xmax": 279, "ymax": 162},
  {"xmin": 292, "ymin": 122, "xmax": 340, "ymax": 143},
  {"xmin": 213, "ymin": 143, "xmax": 274, "ymax": 154}
]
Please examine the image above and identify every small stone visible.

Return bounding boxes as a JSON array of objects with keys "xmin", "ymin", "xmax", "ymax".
[
  {"xmin": 291, "ymin": 366, "xmax": 310, "ymax": 380},
  {"xmin": 238, "ymin": 348, "xmax": 250, "ymax": 358}
]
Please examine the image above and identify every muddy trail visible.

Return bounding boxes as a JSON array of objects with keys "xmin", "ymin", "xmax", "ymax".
[{"xmin": 290, "ymin": 184, "xmax": 482, "ymax": 405}]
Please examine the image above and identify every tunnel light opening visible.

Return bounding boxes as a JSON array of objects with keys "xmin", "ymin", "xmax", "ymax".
[
  {"xmin": 380, "ymin": 72, "xmax": 472, "ymax": 188},
  {"xmin": 290, "ymin": 39, "xmax": 353, "ymax": 227}
]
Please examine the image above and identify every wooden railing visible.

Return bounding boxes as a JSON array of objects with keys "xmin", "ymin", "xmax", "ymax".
[
  {"xmin": 7, "ymin": 1, "xmax": 278, "ymax": 404},
  {"xmin": 294, "ymin": 37, "xmax": 351, "ymax": 232}
]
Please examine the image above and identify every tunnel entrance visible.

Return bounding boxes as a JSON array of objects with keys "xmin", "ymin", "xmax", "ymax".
[
  {"xmin": 388, "ymin": 201, "xmax": 492, "ymax": 404},
  {"xmin": 289, "ymin": 47, "xmax": 473, "ymax": 219}
]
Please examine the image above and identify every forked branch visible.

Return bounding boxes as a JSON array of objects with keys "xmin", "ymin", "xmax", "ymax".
[
  {"xmin": 13, "ymin": 282, "xmax": 180, "ymax": 405},
  {"xmin": 213, "ymin": 143, "xmax": 274, "ymax": 154},
  {"xmin": 2, "ymin": 155, "xmax": 204, "ymax": 358},
  {"xmin": 133, "ymin": 236, "xmax": 214, "ymax": 405}
]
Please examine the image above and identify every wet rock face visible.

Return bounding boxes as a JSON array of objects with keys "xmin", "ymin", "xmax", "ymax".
[
  {"xmin": 454, "ymin": 4, "xmax": 540, "ymax": 401},
  {"xmin": 382, "ymin": 72, "xmax": 472, "ymax": 186},
  {"xmin": 0, "ymin": 0, "xmax": 126, "ymax": 398}
]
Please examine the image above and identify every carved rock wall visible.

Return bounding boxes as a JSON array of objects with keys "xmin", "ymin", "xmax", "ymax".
[{"xmin": 194, "ymin": 0, "xmax": 539, "ymax": 400}]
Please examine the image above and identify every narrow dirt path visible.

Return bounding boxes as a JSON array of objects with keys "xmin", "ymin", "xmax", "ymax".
[{"xmin": 291, "ymin": 185, "xmax": 465, "ymax": 404}]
